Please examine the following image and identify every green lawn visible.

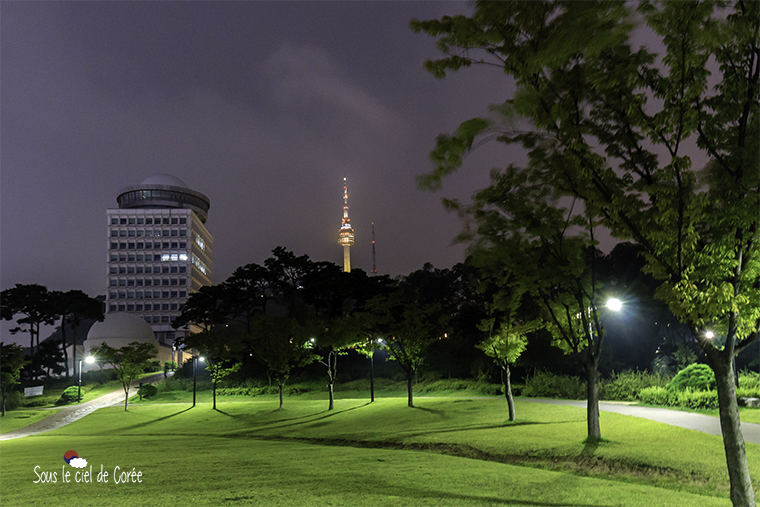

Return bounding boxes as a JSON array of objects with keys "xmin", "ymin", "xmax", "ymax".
[
  {"xmin": 0, "ymin": 408, "xmax": 64, "ymax": 434},
  {"xmin": 1, "ymin": 396, "xmax": 757, "ymax": 506}
]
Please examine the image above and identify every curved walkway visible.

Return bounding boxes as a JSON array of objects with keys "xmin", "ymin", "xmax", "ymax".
[
  {"xmin": 525, "ymin": 398, "xmax": 760, "ymax": 444},
  {"xmin": 0, "ymin": 373, "xmax": 166, "ymax": 441}
]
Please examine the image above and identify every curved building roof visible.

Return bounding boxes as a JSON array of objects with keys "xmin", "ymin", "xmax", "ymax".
[
  {"xmin": 140, "ymin": 174, "xmax": 189, "ymax": 188},
  {"xmin": 84, "ymin": 313, "xmax": 159, "ymax": 351},
  {"xmin": 117, "ymin": 174, "xmax": 210, "ymax": 223}
]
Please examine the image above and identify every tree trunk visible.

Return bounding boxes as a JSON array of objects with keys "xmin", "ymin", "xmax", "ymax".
[
  {"xmin": 328, "ymin": 382, "xmax": 334, "ymax": 411},
  {"xmin": 407, "ymin": 372, "xmax": 414, "ymax": 407},
  {"xmin": 72, "ymin": 325, "xmax": 78, "ymax": 384},
  {"xmin": 711, "ymin": 352, "xmax": 756, "ymax": 507},
  {"xmin": 213, "ymin": 381, "xmax": 217, "ymax": 410},
  {"xmin": 278, "ymin": 383, "xmax": 284, "ymax": 409},
  {"xmin": 505, "ymin": 364, "xmax": 515, "ymax": 422},
  {"xmin": 585, "ymin": 365, "xmax": 601, "ymax": 441},
  {"xmin": 123, "ymin": 384, "xmax": 129, "ymax": 411}
]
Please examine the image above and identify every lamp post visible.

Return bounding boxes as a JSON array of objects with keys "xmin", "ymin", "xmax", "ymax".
[
  {"xmin": 78, "ymin": 356, "xmax": 95, "ymax": 403},
  {"xmin": 193, "ymin": 355, "xmax": 205, "ymax": 407},
  {"xmin": 370, "ymin": 339, "xmax": 383, "ymax": 403}
]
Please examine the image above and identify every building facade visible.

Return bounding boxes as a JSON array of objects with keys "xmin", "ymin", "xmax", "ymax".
[{"xmin": 105, "ymin": 174, "xmax": 212, "ymax": 345}]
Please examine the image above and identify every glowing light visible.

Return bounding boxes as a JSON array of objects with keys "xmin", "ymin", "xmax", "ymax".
[
  {"xmin": 606, "ymin": 298, "xmax": 623, "ymax": 312},
  {"xmin": 706, "ymin": 330, "xmax": 715, "ymax": 339}
]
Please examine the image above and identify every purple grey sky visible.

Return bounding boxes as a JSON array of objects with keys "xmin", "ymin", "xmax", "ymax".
[{"xmin": 2, "ymin": 1, "xmax": 520, "ymax": 313}]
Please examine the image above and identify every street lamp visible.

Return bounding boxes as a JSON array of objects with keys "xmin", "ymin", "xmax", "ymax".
[
  {"xmin": 193, "ymin": 355, "xmax": 205, "ymax": 407},
  {"xmin": 370, "ymin": 339, "xmax": 384, "ymax": 403},
  {"xmin": 78, "ymin": 355, "xmax": 95, "ymax": 403}
]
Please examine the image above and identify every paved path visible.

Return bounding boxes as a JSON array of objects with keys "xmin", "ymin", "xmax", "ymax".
[
  {"xmin": 0, "ymin": 373, "xmax": 166, "ymax": 441},
  {"xmin": 525, "ymin": 398, "xmax": 760, "ymax": 444}
]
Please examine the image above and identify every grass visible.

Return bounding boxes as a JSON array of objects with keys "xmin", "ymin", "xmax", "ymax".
[
  {"xmin": 0, "ymin": 408, "xmax": 64, "ymax": 434},
  {"xmin": 1, "ymin": 396, "xmax": 757, "ymax": 506}
]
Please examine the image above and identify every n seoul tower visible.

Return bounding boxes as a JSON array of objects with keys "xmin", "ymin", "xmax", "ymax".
[{"xmin": 337, "ymin": 178, "xmax": 355, "ymax": 272}]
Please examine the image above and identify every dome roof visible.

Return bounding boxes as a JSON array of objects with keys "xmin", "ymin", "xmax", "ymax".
[
  {"xmin": 140, "ymin": 174, "xmax": 188, "ymax": 188},
  {"xmin": 86, "ymin": 313, "xmax": 157, "ymax": 344}
]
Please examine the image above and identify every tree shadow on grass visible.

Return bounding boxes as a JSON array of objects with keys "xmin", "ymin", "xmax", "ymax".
[
  {"xmin": 92, "ymin": 407, "xmax": 193, "ymax": 434},
  {"xmin": 233, "ymin": 402, "xmax": 372, "ymax": 434}
]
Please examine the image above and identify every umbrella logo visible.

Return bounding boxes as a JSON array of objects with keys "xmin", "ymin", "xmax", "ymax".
[{"xmin": 64, "ymin": 450, "xmax": 88, "ymax": 469}]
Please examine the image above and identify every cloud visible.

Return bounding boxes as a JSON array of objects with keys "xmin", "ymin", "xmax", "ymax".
[
  {"xmin": 69, "ymin": 457, "xmax": 88, "ymax": 469},
  {"xmin": 262, "ymin": 42, "xmax": 396, "ymax": 126}
]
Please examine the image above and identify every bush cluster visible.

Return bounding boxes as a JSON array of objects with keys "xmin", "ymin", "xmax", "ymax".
[
  {"xmin": 667, "ymin": 364, "xmax": 715, "ymax": 392},
  {"xmin": 138, "ymin": 384, "xmax": 158, "ymax": 398},
  {"xmin": 55, "ymin": 386, "xmax": 81, "ymax": 406},
  {"xmin": 22, "ymin": 396, "xmax": 57, "ymax": 408},
  {"xmin": 601, "ymin": 370, "xmax": 669, "ymax": 401},
  {"xmin": 522, "ymin": 371, "xmax": 586, "ymax": 399}
]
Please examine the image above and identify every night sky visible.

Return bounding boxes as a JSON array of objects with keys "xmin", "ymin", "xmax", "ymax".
[{"xmin": 1, "ymin": 1, "xmax": 519, "ymax": 310}]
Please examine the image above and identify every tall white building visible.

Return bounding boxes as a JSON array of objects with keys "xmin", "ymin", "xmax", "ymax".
[{"xmin": 105, "ymin": 174, "xmax": 212, "ymax": 345}]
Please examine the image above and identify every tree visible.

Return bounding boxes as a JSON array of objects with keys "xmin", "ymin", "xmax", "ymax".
[
  {"xmin": 50, "ymin": 290, "xmax": 103, "ymax": 380},
  {"xmin": 90, "ymin": 342, "xmax": 157, "ymax": 411},
  {"xmin": 470, "ymin": 245, "xmax": 543, "ymax": 421},
  {"xmin": 182, "ymin": 327, "xmax": 244, "ymax": 410},
  {"xmin": 0, "ymin": 343, "xmax": 29, "ymax": 417},
  {"xmin": 1, "ymin": 284, "xmax": 57, "ymax": 381},
  {"xmin": 249, "ymin": 315, "xmax": 318, "ymax": 409},
  {"xmin": 413, "ymin": 2, "xmax": 758, "ymax": 504},
  {"xmin": 35, "ymin": 339, "xmax": 65, "ymax": 378},
  {"xmin": 173, "ymin": 284, "xmax": 228, "ymax": 334},
  {"xmin": 361, "ymin": 283, "xmax": 450, "ymax": 408}
]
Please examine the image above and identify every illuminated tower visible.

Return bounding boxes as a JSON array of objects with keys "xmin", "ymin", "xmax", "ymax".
[{"xmin": 337, "ymin": 178, "xmax": 355, "ymax": 272}]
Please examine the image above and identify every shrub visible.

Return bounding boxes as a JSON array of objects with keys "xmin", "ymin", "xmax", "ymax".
[
  {"xmin": 138, "ymin": 384, "xmax": 158, "ymax": 398},
  {"xmin": 22, "ymin": 396, "xmax": 56, "ymax": 408},
  {"xmin": 144, "ymin": 360, "xmax": 162, "ymax": 373},
  {"xmin": 674, "ymin": 389, "xmax": 719, "ymax": 410},
  {"xmin": 638, "ymin": 386, "xmax": 669, "ymax": 406},
  {"xmin": 739, "ymin": 370, "xmax": 760, "ymax": 391},
  {"xmin": 601, "ymin": 370, "xmax": 669, "ymax": 401},
  {"xmin": 164, "ymin": 361, "xmax": 178, "ymax": 373},
  {"xmin": 55, "ymin": 386, "xmax": 81, "ymax": 405},
  {"xmin": 4, "ymin": 391, "xmax": 24, "ymax": 411},
  {"xmin": 522, "ymin": 371, "xmax": 585, "ymax": 399},
  {"xmin": 667, "ymin": 364, "xmax": 715, "ymax": 392}
]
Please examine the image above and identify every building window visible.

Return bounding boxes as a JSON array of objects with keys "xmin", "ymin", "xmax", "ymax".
[
  {"xmin": 144, "ymin": 316, "xmax": 152, "ymax": 324},
  {"xmin": 109, "ymin": 292, "xmax": 117, "ymax": 299},
  {"xmin": 119, "ymin": 230, "xmax": 127, "ymax": 237},
  {"xmin": 137, "ymin": 218, "xmax": 144, "ymax": 225},
  {"xmin": 128, "ymin": 243, "xmax": 135, "ymax": 250},
  {"xmin": 162, "ymin": 279, "xmax": 170, "ymax": 286},
  {"xmin": 162, "ymin": 266, "xmax": 170, "ymax": 273},
  {"xmin": 119, "ymin": 243, "xmax": 127, "ymax": 249},
  {"xmin": 120, "ymin": 218, "xmax": 127, "ymax": 225},
  {"xmin": 111, "ymin": 230, "xmax": 118, "ymax": 237},
  {"xmin": 135, "ymin": 304, "xmax": 142, "ymax": 311},
  {"xmin": 171, "ymin": 303, "xmax": 178, "ymax": 311},
  {"xmin": 119, "ymin": 254, "xmax": 127, "ymax": 262},
  {"xmin": 110, "ymin": 255, "xmax": 118, "ymax": 261},
  {"xmin": 171, "ymin": 218, "xmax": 178, "ymax": 225},
  {"xmin": 170, "ymin": 291, "xmax": 178, "ymax": 298},
  {"xmin": 137, "ymin": 255, "xmax": 144, "ymax": 262},
  {"xmin": 136, "ymin": 267, "xmax": 143, "ymax": 274},
  {"xmin": 146, "ymin": 218, "xmax": 153, "ymax": 225},
  {"xmin": 128, "ymin": 230, "xmax": 135, "ymax": 237},
  {"xmin": 162, "ymin": 305, "xmax": 169, "ymax": 312},
  {"xmin": 162, "ymin": 291, "xmax": 170, "ymax": 298},
  {"xmin": 128, "ymin": 255, "xmax": 135, "ymax": 262},
  {"xmin": 110, "ymin": 279, "xmax": 117, "ymax": 287},
  {"xmin": 171, "ymin": 266, "xmax": 178, "ymax": 273},
  {"xmin": 179, "ymin": 291, "xmax": 186, "ymax": 298},
  {"xmin": 127, "ymin": 280, "xmax": 134, "ymax": 287},
  {"xmin": 144, "ymin": 304, "xmax": 151, "ymax": 311},
  {"xmin": 137, "ymin": 230, "xmax": 143, "ymax": 237},
  {"xmin": 110, "ymin": 267, "xmax": 117, "ymax": 274},
  {"xmin": 109, "ymin": 305, "xmax": 117, "ymax": 312},
  {"xmin": 145, "ymin": 279, "xmax": 152, "ymax": 286},
  {"xmin": 119, "ymin": 279, "xmax": 126, "ymax": 286},
  {"xmin": 136, "ymin": 291, "xmax": 143, "ymax": 298},
  {"xmin": 129, "ymin": 218, "xmax": 135, "ymax": 225},
  {"xmin": 118, "ymin": 304, "xmax": 126, "ymax": 311},
  {"xmin": 179, "ymin": 279, "xmax": 186, "ymax": 286},
  {"xmin": 127, "ymin": 291, "xmax": 135, "ymax": 298},
  {"xmin": 111, "ymin": 242, "xmax": 118, "ymax": 250},
  {"xmin": 137, "ymin": 243, "xmax": 144, "ymax": 249},
  {"xmin": 145, "ymin": 292, "xmax": 151, "ymax": 299},
  {"xmin": 161, "ymin": 316, "xmax": 170, "ymax": 323},
  {"xmin": 179, "ymin": 230, "xmax": 186, "ymax": 237},
  {"xmin": 153, "ymin": 291, "xmax": 160, "ymax": 298},
  {"xmin": 119, "ymin": 292, "xmax": 126, "ymax": 299},
  {"xmin": 171, "ymin": 230, "xmax": 178, "ymax": 236},
  {"xmin": 171, "ymin": 242, "xmax": 178, "ymax": 249},
  {"xmin": 179, "ymin": 266, "xmax": 186, "ymax": 273},
  {"xmin": 163, "ymin": 242, "xmax": 170, "ymax": 249},
  {"xmin": 171, "ymin": 279, "xmax": 178, "ymax": 286},
  {"xmin": 145, "ymin": 267, "xmax": 153, "ymax": 274},
  {"xmin": 111, "ymin": 218, "xmax": 118, "ymax": 225},
  {"xmin": 119, "ymin": 267, "xmax": 126, "ymax": 274},
  {"xmin": 127, "ymin": 304, "xmax": 134, "ymax": 311}
]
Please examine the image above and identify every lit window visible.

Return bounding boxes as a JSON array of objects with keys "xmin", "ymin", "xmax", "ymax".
[
  {"xmin": 162, "ymin": 254, "xmax": 170, "ymax": 262},
  {"xmin": 195, "ymin": 235, "xmax": 205, "ymax": 251},
  {"xmin": 171, "ymin": 254, "xmax": 178, "ymax": 261},
  {"xmin": 179, "ymin": 254, "xmax": 188, "ymax": 262}
]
